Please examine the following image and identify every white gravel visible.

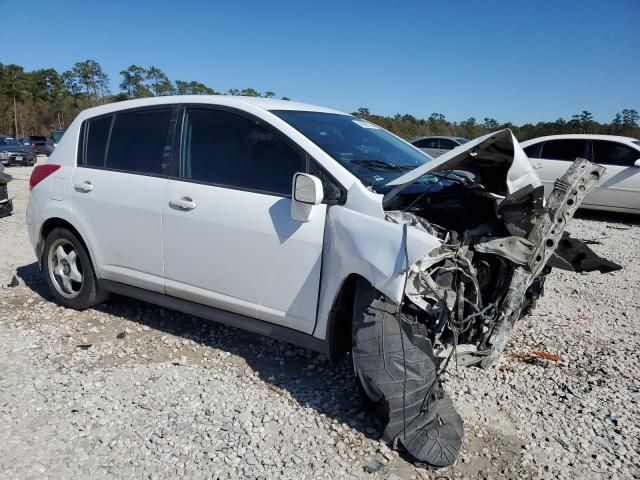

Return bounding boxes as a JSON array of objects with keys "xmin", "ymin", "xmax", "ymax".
[{"xmin": 1, "ymin": 160, "xmax": 638, "ymax": 479}]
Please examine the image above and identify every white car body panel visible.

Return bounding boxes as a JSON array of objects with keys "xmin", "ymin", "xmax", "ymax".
[
  {"xmin": 163, "ymin": 179, "xmax": 326, "ymax": 333},
  {"xmin": 522, "ymin": 134, "xmax": 640, "ymax": 213},
  {"xmin": 27, "ymin": 96, "xmax": 550, "ymax": 346},
  {"xmin": 314, "ymin": 182, "xmax": 441, "ymax": 339}
]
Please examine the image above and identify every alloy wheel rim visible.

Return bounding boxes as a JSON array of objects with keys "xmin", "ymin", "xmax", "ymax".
[{"xmin": 48, "ymin": 239, "xmax": 83, "ymax": 299}]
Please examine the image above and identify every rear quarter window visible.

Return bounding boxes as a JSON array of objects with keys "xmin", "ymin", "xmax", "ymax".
[{"xmin": 84, "ymin": 115, "xmax": 113, "ymax": 167}]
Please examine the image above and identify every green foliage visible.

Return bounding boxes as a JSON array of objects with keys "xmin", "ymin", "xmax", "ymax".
[
  {"xmin": 175, "ymin": 80, "xmax": 218, "ymax": 95},
  {"xmin": 355, "ymin": 108, "xmax": 639, "ymax": 142},
  {"xmin": 0, "ymin": 60, "xmax": 285, "ymax": 136},
  {"xmin": 68, "ymin": 59, "xmax": 110, "ymax": 98},
  {"xmin": 145, "ymin": 66, "xmax": 174, "ymax": 96},
  {"xmin": 120, "ymin": 65, "xmax": 150, "ymax": 99},
  {"xmin": 1, "ymin": 59, "xmax": 637, "ymax": 143}
]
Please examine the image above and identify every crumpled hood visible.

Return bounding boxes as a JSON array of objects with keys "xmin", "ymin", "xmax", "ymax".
[{"xmin": 383, "ymin": 129, "xmax": 541, "ymax": 205}]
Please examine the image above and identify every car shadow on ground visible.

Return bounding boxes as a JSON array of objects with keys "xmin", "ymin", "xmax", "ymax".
[
  {"xmin": 574, "ymin": 209, "xmax": 640, "ymax": 226},
  {"xmin": 15, "ymin": 261, "xmax": 385, "ymax": 444}
]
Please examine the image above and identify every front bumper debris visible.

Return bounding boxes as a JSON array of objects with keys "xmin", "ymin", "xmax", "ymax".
[{"xmin": 353, "ymin": 157, "xmax": 621, "ymax": 468}]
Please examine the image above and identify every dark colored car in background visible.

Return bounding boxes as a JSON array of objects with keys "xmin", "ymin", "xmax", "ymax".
[
  {"xmin": 0, "ymin": 163, "xmax": 13, "ymax": 218},
  {"xmin": 0, "ymin": 135, "xmax": 37, "ymax": 166},
  {"xmin": 410, "ymin": 135, "xmax": 470, "ymax": 157},
  {"xmin": 52, "ymin": 129, "xmax": 66, "ymax": 146},
  {"xmin": 20, "ymin": 135, "xmax": 55, "ymax": 156}
]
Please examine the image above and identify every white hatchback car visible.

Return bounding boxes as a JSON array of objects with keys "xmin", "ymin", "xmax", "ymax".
[
  {"xmin": 26, "ymin": 96, "xmax": 617, "ymax": 467},
  {"xmin": 521, "ymin": 134, "xmax": 640, "ymax": 213}
]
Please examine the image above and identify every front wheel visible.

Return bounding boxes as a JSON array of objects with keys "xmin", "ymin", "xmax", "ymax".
[{"xmin": 42, "ymin": 227, "xmax": 109, "ymax": 309}]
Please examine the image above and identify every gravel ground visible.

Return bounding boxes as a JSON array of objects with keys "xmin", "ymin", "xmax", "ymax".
[{"xmin": 1, "ymin": 159, "xmax": 638, "ymax": 479}]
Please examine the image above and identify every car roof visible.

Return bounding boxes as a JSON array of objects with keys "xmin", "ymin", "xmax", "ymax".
[
  {"xmin": 77, "ymin": 95, "xmax": 348, "ymax": 120},
  {"xmin": 521, "ymin": 134, "xmax": 639, "ymax": 146}
]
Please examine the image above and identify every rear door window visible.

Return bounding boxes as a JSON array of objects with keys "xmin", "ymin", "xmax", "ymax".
[
  {"xmin": 180, "ymin": 107, "xmax": 305, "ymax": 195},
  {"xmin": 540, "ymin": 139, "xmax": 587, "ymax": 161},
  {"xmin": 592, "ymin": 140, "xmax": 639, "ymax": 167},
  {"xmin": 106, "ymin": 108, "xmax": 174, "ymax": 175}
]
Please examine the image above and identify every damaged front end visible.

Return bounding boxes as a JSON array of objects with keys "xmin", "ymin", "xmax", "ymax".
[
  {"xmin": 351, "ymin": 129, "xmax": 620, "ymax": 468},
  {"xmin": 0, "ymin": 164, "xmax": 14, "ymax": 218}
]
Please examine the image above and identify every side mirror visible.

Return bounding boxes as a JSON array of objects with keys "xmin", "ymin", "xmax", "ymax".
[
  {"xmin": 634, "ymin": 159, "xmax": 640, "ymax": 167},
  {"xmin": 291, "ymin": 173, "xmax": 324, "ymax": 222}
]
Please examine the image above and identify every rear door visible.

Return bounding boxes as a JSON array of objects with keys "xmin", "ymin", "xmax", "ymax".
[
  {"xmin": 71, "ymin": 106, "xmax": 177, "ymax": 292},
  {"xmin": 528, "ymin": 139, "xmax": 588, "ymax": 198},
  {"xmin": 588, "ymin": 140, "xmax": 640, "ymax": 211},
  {"xmin": 162, "ymin": 106, "xmax": 327, "ymax": 333}
]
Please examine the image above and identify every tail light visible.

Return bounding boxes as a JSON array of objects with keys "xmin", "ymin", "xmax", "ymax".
[{"xmin": 29, "ymin": 164, "xmax": 61, "ymax": 190}]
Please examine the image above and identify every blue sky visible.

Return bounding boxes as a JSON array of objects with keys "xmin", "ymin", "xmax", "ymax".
[{"xmin": 1, "ymin": 0, "xmax": 637, "ymax": 124}]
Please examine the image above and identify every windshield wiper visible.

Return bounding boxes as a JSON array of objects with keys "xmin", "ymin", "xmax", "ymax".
[{"xmin": 351, "ymin": 159, "xmax": 413, "ymax": 171}]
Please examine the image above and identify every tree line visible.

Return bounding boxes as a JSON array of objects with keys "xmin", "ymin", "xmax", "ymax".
[
  {"xmin": 353, "ymin": 108, "xmax": 639, "ymax": 142},
  {"xmin": 0, "ymin": 59, "xmax": 287, "ymax": 138},
  {"xmin": 1, "ymin": 59, "xmax": 638, "ymax": 141}
]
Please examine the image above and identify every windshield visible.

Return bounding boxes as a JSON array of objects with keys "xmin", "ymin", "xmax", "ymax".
[
  {"xmin": 456, "ymin": 137, "xmax": 470, "ymax": 144},
  {"xmin": 633, "ymin": 140, "xmax": 640, "ymax": 148},
  {"xmin": 52, "ymin": 131, "xmax": 64, "ymax": 143},
  {"xmin": 272, "ymin": 110, "xmax": 431, "ymax": 187},
  {"xmin": 0, "ymin": 137, "xmax": 19, "ymax": 146}
]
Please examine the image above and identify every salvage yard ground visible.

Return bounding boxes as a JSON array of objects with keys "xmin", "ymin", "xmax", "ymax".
[{"xmin": 1, "ymin": 159, "xmax": 638, "ymax": 479}]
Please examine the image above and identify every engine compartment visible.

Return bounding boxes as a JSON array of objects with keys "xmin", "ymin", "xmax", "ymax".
[{"xmin": 382, "ymin": 161, "xmax": 620, "ymax": 367}]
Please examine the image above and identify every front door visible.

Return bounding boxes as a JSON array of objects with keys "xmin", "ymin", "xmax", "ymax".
[
  {"xmin": 587, "ymin": 140, "xmax": 640, "ymax": 211},
  {"xmin": 162, "ymin": 106, "xmax": 326, "ymax": 333}
]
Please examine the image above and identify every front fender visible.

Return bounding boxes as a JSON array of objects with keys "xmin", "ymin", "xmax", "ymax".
[{"xmin": 314, "ymin": 202, "xmax": 441, "ymax": 340}]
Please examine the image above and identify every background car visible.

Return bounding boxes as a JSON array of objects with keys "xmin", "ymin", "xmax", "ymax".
[
  {"xmin": 20, "ymin": 135, "xmax": 55, "ymax": 156},
  {"xmin": 522, "ymin": 134, "xmax": 640, "ymax": 214},
  {"xmin": 410, "ymin": 135, "xmax": 469, "ymax": 157},
  {"xmin": 0, "ymin": 162, "xmax": 13, "ymax": 217},
  {"xmin": 0, "ymin": 135, "xmax": 37, "ymax": 166},
  {"xmin": 51, "ymin": 129, "xmax": 66, "ymax": 147}
]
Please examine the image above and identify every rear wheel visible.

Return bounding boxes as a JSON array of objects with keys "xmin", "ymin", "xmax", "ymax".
[{"xmin": 42, "ymin": 227, "xmax": 109, "ymax": 309}]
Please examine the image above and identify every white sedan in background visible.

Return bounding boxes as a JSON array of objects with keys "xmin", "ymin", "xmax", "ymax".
[{"xmin": 522, "ymin": 134, "xmax": 640, "ymax": 214}]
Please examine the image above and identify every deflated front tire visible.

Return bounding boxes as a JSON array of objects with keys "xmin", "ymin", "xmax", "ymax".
[{"xmin": 351, "ymin": 279, "xmax": 463, "ymax": 468}]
